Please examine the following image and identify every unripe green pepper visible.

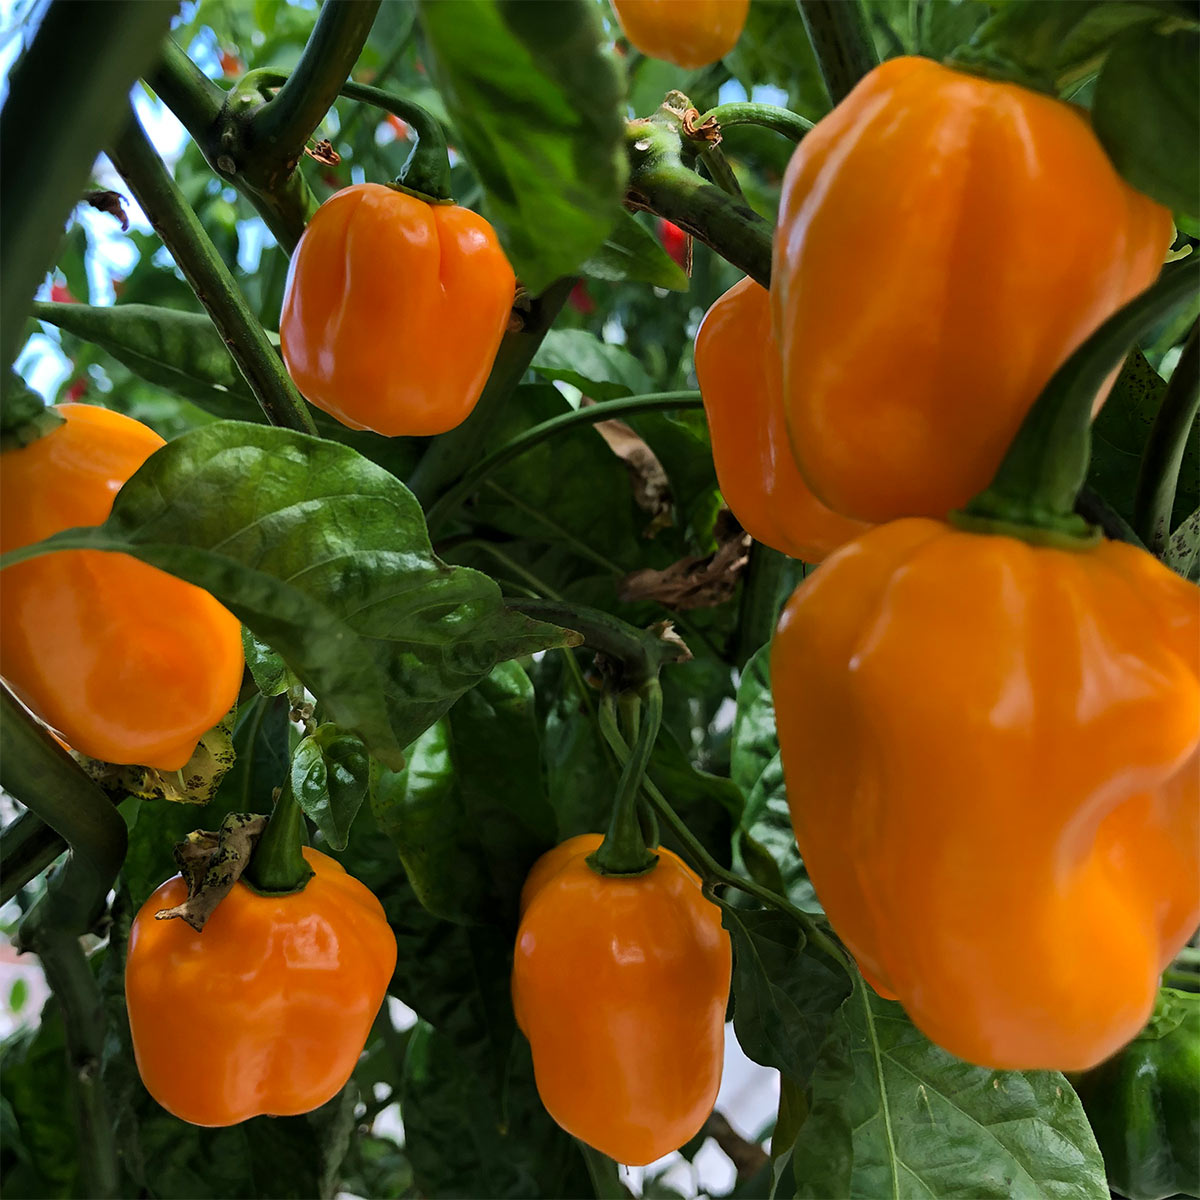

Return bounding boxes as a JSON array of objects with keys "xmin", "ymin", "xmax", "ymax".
[{"xmin": 1073, "ymin": 987, "xmax": 1199, "ymax": 1200}]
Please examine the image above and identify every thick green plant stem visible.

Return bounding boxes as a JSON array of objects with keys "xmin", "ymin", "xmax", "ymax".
[
  {"xmin": 1135, "ymin": 323, "xmax": 1200, "ymax": 555},
  {"xmin": 957, "ymin": 260, "xmax": 1200, "ymax": 546},
  {"xmin": 107, "ymin": 108, "xmax": 318, "ymax": 435},
  {"xmin": 699, "ymin": 102, "xmax": 814, "ymax": 142},
  {"xmin": 504, "ymin": 598, "xmax": 689, "ymax": 689},
  {"xmin": 0, "ymin": 809, "xmax": 66, "ymax": 906},
  {"xmin": 588, "ymin": 684, "xmax": 663, "ymax": 876},
  {"xmin": 626, "ymin": 116, "xmax": 773, "ymax": 287},
  {"xmin": 408, "ymin": 278, "xmax": 575, "ymax": 506},
  {"xmin": 242, "ymin": 784, "xmax": 313, "ymax": 895},
  {"xmin": 238, "ymin": 74, "xmax": 453, "ymax": 203},
  {"xmin": 1, "ymin": 687, "xmax": 127, "ymax": 1200},
  {"xmin": 251, "ymin": 0, "xmax": 382, "ymax": 165},
  {"xmin": 424, "ymin": 391, "xmax": 702, "ymax": 534},
  {"xmin": 735, "ymin": 543, "xmax": 789, "ymax": 669},
  {"xmin": 217, "ymin": 0, "xmax": 380, "ymax": 248},
  {"xmin": 798, "ymin": 0, "xmax": 878, "ymax": 105},
  {"xmin": 596, "ymin": 695, "xmax": 850, "ymax": 967},
  {"xmin": 149, "ymin": 39, "xmax": 318, "ymax": 253},
  {"xmin": 0, "ymin": 0, "xmax": 176, "ymax": 377}
]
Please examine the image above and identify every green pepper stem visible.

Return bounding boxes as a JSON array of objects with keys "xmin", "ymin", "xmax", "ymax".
[
  {"xmin": 0, "ymin": 809, "xmax": 67, "ymax": 905},
  {"xmin": 797, "ymin": 0, "xmax": 878, "ymax": 106},
  {"xmin": 242, "ymin": 782, "xmax": 314, "ymax": 895},
  {"xmin": 107, "ymin": 107, "xmax": 318, "ymax": 436},
  {"xmin": 625, "ymin": 118, "xmax": 773, "ymax": 288},
  {"xmin": 149, "ymin": 39, "xmax": 318, "ymax": 254},
  {"xmin": 423, "ymin": 391, "xmax": 702, "ymax": 534},
  {"xmin": 1134, "ymin": 322, "xmax": 1199, "ymax": 556},
  {"xmin": 956, "ymin": 260, "xmax": 1200, "ymax": 546},
  {"xmin": 588, "ymin": 684, "xmax": 662, "ymax": 876},
  {"xmin": 697, "ymin": 102, "xmax": 813, "ymax": 143},
  {"xmin": 595, "ymin": 693, "xmax": 851, "ymax": 968},
  {"xmin": 251, "ymin": 0, "xmax": 382, "ymax": 157},
  {"xmin": 503, "ymin": 598, "xmax": 690, "ymax": 690}
]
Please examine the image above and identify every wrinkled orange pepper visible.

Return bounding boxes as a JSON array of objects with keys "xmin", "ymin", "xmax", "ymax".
[
  {"xmin": 126, "ymin": 847, "xmax": 397, "ymax": 1126},
  {"xmin": 772, "ymin": 56, "xmax": 1173, "ymax": 524},
  {"xmin": 611, "ymin": 0, "xmax": 749, "ymax": 69},
  {"xmin": 695, "ymin": 276, "xmax": 870, "ymax": 562},
  {"xmin": 772, "ymin": 519, "xmax": 1200, "ymax": 1071},
  {"xmin": 280, "ymin": 182, "xmax": 516, "ymax": 437},
  {"xmin": 0, "ymin": 403, "xmax": 244, "ymax": 770},
  {"xmin": 512, "ymin": 833, "xmax": 732, "ymax": 1165}
]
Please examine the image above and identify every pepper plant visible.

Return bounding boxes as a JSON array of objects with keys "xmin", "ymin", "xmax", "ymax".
[{"xmin": 0, "ymin": 1, "xmax": 1198, "ymax": 1199}]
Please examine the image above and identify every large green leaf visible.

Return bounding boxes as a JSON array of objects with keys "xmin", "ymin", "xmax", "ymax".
[
  {"xmin": 292, "ymin": 724, "xmax": 370, "ymax": 852},
  {"xmin": 371, "ymin": 661, "xmax": 556, "ymax": 924},
  {"xmin": 3, "ymin": 423, "xmax": 575, "ymax": 770},
  {"xmin": 788, "ymin": 975, "xmax": 1109, "ymax": 1200},
  {"xmin": 417, "ymin": 0, "xmax": 627, "ymax": 292},
  {"xmin": 721, "ymin": 904, "xmax": 852, "ymax": 1087},
  {"xmin": 1093, "ymin": 28, "xmax": 1200, "ymax": 218}
]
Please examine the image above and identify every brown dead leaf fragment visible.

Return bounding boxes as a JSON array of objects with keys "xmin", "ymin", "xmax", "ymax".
[
  {"xmin": 619, "ymin": 527, "xmax": 751, "ymax": 610},
  {"xmin": 305, "ymin": 139, "xmax": 341, "ymax": 166},
  {"xmin": 589, "ymin": 404, "xmax": 672, "ymax": 529},
  {"xmin": 83, "ymin": 189, "xmax": 129, "ymax": 230}
]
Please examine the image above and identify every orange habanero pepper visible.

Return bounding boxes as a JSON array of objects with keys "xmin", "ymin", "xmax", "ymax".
[
  {"xmin": 126, "ymin": 847, "xmax": 397, "ymax": 1126},
  {"xmin": 0, "ymin": 403, "xmax": 244, "ymax": 771},
  {"xmin": 512, "ymin": 833, "xmax": 732, "ymax": 1165},
  {"xmin": 772, "ymin": 519, "xmax": 1200, "ymax": 1072},
  {"xmin": 611, "ymin": 0, "xmax": 749, "ymax": 69},
  {"xmin": 695, "ymin": 276, "xmax": 870, "ymax": 562},
  {"xmin": 280, "ymin": 182, "xmax": 516, "ymax": 437},
  {"xmin": 771, "ymin": 56, "xmax": 1173, "ymax": 524}
]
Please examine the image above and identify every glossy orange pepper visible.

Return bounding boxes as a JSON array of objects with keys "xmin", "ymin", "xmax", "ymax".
[
  {"xmin": 126, "ymin": 847, "xmax": 397, "ymax": 1126},
  {"xmin": 771, "ymin": 56, "xmax": 1174, "ymax": 524},
  {"xmin": 0, "ymin": 403, "xmax": 244, "ymax": 771},
  {"xmin": 512, "ymin": 833, "xmax": 732, "ymax": 1165},
  {"xmin": 695, "ymin": 276, "xmax": 870, "ymax": 562},
  {"xmin": 772, "ymin": 519, "xmax": 1200, "ymax": 1071},
  {"xmin": 611, "ymin": 0, "xmax": 749, "ymax": 69},
  {"xmin": 280, "ymin": 182, "xmax": 516, "ymax": 437}
]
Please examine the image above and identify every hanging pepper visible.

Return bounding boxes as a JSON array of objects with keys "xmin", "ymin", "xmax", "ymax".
[
  {"xmin": 126, "ymin": 842, "xmax": 396, "ymax": 1126},
  {"xmin": 280, "ymin": 182, "xmax": 515, "ymax": 437},
  {"xmin": 771, "ymin": 55, "xmax": 1173, "ymax": 524},
  {"xmin": 512, "ymin": 833, "xmax": 732, "ymax": 1166},
  {"xmin": 695, "ymin": 276, "xmax": 870, "ymax": 561},
  {"xmin": 611, "ymin": 0, "xmax": 750, "ymax": 70},
  {"xmin": 0, "ymin": 403, "xmax": 244, "ymax": 770},
  {"xmin": 771, "ymin": 263, "xmax": 1200, "ymax": 1072}
]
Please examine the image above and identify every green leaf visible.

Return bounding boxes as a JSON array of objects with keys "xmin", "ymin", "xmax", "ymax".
[
  {"xmin": 789, "ymin": 974, "xmax": 1109, "ymax": 1200},
  {"xmin": 532, "ymin": 330, "xmax": 654, "ymax": 400},
  {"xmin": 214, "ymin": 695, "xmax": 292, "ymax": 817},
  {"xmin": 241, "ymin": 628, "xmax": 296, "ymax": 699},
  {"xmin": 417, "ymin": 0, "xmax": 627, "ymax": 292},
  {"xmin": 30, "ymin": 302, "xmax": 261, "ymax": 421},
  {"xmin": 580, "ymin": 211, "xmax": 690, "ymax": 291},
  {"xmin": 371, "ymin": 661, "xmax": 555, "ymax": 924},
  {"xmin": 1093, "ymin": 28, "xmax": 1200, "ymax": 219},
  {"xmin": 1166, "ymin": 506, "xmax": 1200, "ymax": 581},
  {"xmin": 5, "ymin": 423, "xmax": 575, "ymax": 770},
  {"xmin": 731, "ymin": 646, "xmax": 819, "ymax": 910},
  {"xmin": 401, "ymin": 1023, "xmax": 593, "ymax": 1199},
  {"xmin": 720, "ymin": 904, "xmax": 852, "ymax": 1087},
  {"xmin": 292, "ymin": 724, "xmax": 370, "ymax": 852}
]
